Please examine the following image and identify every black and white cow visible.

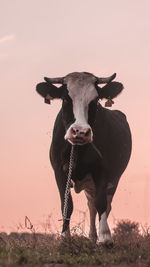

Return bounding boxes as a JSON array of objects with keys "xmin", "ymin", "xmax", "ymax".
[{"xmin": 36, "ymin": 72, "xmax": 132, "ymax": 245}]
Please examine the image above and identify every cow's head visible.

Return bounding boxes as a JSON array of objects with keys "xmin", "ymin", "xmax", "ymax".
[{"xmin": 36, "ymin": 72, "xmax": 123, "ymax": 145}]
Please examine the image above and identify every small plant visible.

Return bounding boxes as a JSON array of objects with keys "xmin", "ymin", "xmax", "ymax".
[{"xmin": 113, "ymin": 219, "xmax": 141, "ymax": 243}]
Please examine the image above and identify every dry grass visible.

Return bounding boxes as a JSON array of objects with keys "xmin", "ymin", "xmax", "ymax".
[{"xmin": 0, "ymin": 220, "xmax": 150, "ymax": 266}]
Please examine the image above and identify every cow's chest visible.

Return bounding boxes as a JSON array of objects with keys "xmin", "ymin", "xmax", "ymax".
[{"xmin": 62, "ymin": 144, "xmax": 102, "ymax": 197}]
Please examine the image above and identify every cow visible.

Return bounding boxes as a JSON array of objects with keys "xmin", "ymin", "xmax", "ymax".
[{"xmin": 36, "ymin": 72, "xmax": 132, "ymax": 245}]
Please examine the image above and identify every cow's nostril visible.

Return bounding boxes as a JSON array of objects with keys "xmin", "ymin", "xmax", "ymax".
[
  {"xmin": 85, "ymin": 129, "xmax": 91, "ymax": 137},
  {"xmin": 70, "ymin": 126, "xmax": 91, "ymax": 140},
  {"xmin": 71, "ymin": 128, "xmax": 76, "ymax": 135}
]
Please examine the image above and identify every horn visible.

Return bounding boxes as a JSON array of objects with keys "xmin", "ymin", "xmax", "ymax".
[
  {"xmin": 96, "ymin": 73, "xmax": 116, "ymax": 84},
  {"xmin": 44, "ymin": 77, "xmax": 64, "ymax": 84}
]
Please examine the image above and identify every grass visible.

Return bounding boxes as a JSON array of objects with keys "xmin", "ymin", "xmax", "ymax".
[{"xmin": 0, "ymin": 220, "xmax": 150, "ymax": 266}]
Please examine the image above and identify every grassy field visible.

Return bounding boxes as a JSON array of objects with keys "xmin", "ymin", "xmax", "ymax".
[{"xmin": 0, "ymin": 220, "xmax": 150, "ymax": 266}]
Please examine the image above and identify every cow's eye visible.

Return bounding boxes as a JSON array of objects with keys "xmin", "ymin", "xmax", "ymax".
[
  {"xmin": 89, "ymin": 98, "xmax": 98, "ymax": 105},
  {"xmin": 63, "ymin": 96, "xmax": 72, "ymax": 104},
  {"xmin": 63, "ymin": 99, "xmax": 69, "ymax": 104}
]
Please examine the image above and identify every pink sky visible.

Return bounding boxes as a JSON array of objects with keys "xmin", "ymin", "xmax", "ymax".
[{"xmin": 0, "ymin": 0, "xmax": 150, "ymax": 233}]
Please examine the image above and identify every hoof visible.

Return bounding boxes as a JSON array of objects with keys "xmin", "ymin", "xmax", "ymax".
[
  {"xmin": 97, "ymin": 240, "xmax": 114, "ymax": 249},
  {"xmin": 61, "ymin": 230, "xmax": 71, "ymax": 240},
  {"xmin": 89, "ymin": 233, "xmax": 97, "ymax": 243}
]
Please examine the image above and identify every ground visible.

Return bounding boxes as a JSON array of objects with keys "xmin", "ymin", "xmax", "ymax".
[{"xmin": 0, "ymin": 220, "xmax": 150, "ymax": 266}]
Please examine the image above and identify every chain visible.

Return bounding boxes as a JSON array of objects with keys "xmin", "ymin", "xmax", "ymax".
[
  {"xmin": 62, "ymin": 145, "xmax": 75, "ymax": 222},
  {"xmin": 61, "ymin": 143, "xmax": 101, "ymax": 222}
]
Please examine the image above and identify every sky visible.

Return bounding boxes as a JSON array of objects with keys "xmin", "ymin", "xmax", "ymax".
[{"xmin": 0, "ymin": 0, "xmax": 150, "ymax": 233}]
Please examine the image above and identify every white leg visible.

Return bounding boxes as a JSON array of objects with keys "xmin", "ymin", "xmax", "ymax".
[{"xmin": 98, "ymin": 212, "xmax": 112, "ymax": 244}]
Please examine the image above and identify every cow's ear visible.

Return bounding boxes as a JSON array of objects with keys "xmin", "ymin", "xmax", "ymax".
[
  {"xmin": 97, "ymin": 82, "xmax": 123, "ymax": 100},
  {"xmin": 36, "ymin": 82, "xmax": 64, "ymax": 104}
]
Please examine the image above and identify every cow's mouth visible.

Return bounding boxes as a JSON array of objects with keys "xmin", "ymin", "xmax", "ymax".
[{"xmin": 68, "ymin": 137, "xmax": 89, "ymax": 146}]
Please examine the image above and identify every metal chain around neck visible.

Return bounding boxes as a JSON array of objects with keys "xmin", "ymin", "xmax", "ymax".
[{"xmin": 62, "ymin": 145, "xmax": 75, "ymax": 222}]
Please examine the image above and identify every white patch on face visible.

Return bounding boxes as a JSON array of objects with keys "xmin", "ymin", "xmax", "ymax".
[
  {"xmin": 97, "ymin": 212, "xmax": 112, "ymax": 244},
  {"xmin": 65, "ymin": 73, "xmax": 98, "ymax": 127}
]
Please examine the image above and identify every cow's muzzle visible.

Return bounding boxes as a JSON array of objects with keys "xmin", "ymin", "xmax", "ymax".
[{"xmin": 65, "ymin": 125, "xmax": 93, "ymax": 145}]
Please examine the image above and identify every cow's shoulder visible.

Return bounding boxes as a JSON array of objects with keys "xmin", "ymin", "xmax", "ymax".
[
  {"xmin": 97, "ymin": 105, "xmax": 127, "ymax": 125},
  {"xmin": 94, "ymin": 105, "xmax": 131, "ymax": 145},
  {"xmin": 111, "ymin": 109, "xmax": 127, "ymax": 120}
]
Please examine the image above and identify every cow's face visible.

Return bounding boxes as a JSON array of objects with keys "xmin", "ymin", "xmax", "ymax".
[
  {"xmin": 36, "ymin": 72, "xmax": 123, "ymax": 146},
  {"xmin": 62, "ymin": 73, "xmax": 98, "ymax": 145}
]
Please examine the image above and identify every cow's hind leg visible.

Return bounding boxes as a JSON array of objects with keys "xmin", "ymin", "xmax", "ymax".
[
  {"xmin": 98, "ymin": 211, "xmax": 112, "ymax": 246},
  {"xmin": 106, "ymin": 182, "xmax": 116, "ymax": 216},
  {"xmin": 85, "ymin": 190, "xmax": 97, "ymax": 242}
]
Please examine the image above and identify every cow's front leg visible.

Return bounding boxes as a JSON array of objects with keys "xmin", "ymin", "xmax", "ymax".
[
  {"xmin": 61, "ymin": 192, "xmax": 73, "ymax": 237},
  {"xmin": 54, "ymin": 169, "xmax": 73, "ymax": 237},
  {"xmin": 94, "ymin": 177, "xmax": 112, "ymax": 245}
]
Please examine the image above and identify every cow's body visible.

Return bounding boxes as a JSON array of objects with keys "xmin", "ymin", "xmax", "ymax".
[{"xmin": 36, "ymin": 72, "xmax": 132, "ymax": 244}]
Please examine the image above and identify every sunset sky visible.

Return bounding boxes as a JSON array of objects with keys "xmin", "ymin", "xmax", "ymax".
[{"xmin": 1, "ymin": 0, "xmax": 150, "ymax": 233}]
